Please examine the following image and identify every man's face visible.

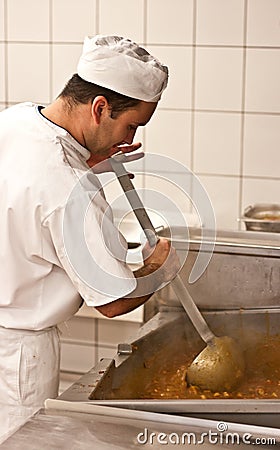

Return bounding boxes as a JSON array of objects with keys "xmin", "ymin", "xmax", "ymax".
[{"xmin": 87, "ymin": 100, "xmax": 157, "ymax": 164}]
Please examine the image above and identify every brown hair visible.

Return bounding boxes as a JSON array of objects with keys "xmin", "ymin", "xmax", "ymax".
[{"xmin": 59, "ymin": 74, "xmax": 140, "ymax": 117}]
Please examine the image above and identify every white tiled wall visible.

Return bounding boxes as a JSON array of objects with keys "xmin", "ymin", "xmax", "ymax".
[
  {"xmin": 1, "ymin": 0, "xmax": 280, "ymax": 376},
  {"xmin": 0, "ymin": 0, "xmax": 4, "ymax": 41},
  {"xmin": 7, "ymin": 0, "xmax": 50, "ymax": 41},
  {"xmin": 99, "ymin": 0, "xmax": 144, "ymax": 42},
  {"xmin": 7, "ymin": 43, "xmax": 50, "ymax": 103},
  {"xmin": 150, "ymin": 46, "xmax": 193, "ymax": 110},
  {"xmin": 52, "ymin": 0, "xmax": 96, "ymax": 42},
  {"xmin": 247, "ymin": 0, "xmax": 280, "ymax": 46},
  {"xmin": 1, "ymin": 0, "xmax": 279, "ymax": 230},
  {"xmin": 147, "ymin": 0, "xmax": 193, "ymax": 45},
  {"xmin": 243, "ymin": 115, "xmax": 280, "ymax": 178},
  {"xmin": 193, "ymin": 112, "xmax": 242, "ymax": 175},
  {"xmin": 195, "ymin": 47, "xmax": 244, "ymax": 111},
  {"xmin": 59, "ymin": 315, "xmax": 140, "ymax": 375},
  {"xmin": 145, "ymin": 110, "xmax": 192, "ymax": 166},
  {"xmin": 0, "ymin": 43, "xmax": 4, "ymax": 102},
  {"xmin": 245, "ymin": 49, "xmax": 280, "ymax": 113},
  {"xmin": 52, "ymin": 44, "xmax": 82, "ymax": 97}
]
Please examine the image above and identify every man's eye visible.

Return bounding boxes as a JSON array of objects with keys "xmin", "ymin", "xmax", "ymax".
[{"xmin": 129, "ymin": 125, "xmax": 137, "ymax": 131}]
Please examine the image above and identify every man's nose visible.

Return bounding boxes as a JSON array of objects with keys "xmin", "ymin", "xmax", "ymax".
[{"xmin": 125, "ymin": 129, "xmax": 136, "ymax": 145}]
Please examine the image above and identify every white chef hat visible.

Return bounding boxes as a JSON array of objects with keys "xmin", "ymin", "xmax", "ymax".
[{"xmin": 77, "ymin": 35, "xmax": 168, "ymax": 102}]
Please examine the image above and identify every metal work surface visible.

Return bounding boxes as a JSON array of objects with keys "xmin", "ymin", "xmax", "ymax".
[{"xmin": 2, "ymin": 404, "xmax": 279, "ymax": 449}]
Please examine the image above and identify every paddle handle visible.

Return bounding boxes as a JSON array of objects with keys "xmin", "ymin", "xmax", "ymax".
[
  {"xmin": 110, "ymin": 156, "xmax": 215, "ymax": 344},
  {"xmin": 171, "ymin": 275, "xmax": 215, "ymax": 343}
]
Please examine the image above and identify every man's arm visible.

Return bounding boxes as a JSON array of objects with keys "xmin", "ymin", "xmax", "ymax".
[{"xmin": 95, "ymin": 238, "xmax": 179, "ymax": 318}]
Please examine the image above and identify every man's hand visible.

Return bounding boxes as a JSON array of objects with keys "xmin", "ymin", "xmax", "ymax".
[
  {"xmin": 142, "ymin": 238, "xmax": 181, "ymax": 283},
  {"xmin": 95, "ymin": 238, "xmax": 180, "ymax": 318},
  {"xmin": 89, "ymin": 142, "xmax": 144, "ymax": 177}
]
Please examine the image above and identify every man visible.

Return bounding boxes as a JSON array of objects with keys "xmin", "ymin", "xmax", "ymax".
[{"xmin": 0, "ymin": 35, "xmax": 180, "ymax": 442}]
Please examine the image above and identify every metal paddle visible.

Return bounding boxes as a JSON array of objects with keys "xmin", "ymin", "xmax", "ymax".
[{"xmin": 110, "ymin": 154, "xmax": 245, "ymax": 392}]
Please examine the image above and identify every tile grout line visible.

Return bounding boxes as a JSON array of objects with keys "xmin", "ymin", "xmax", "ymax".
[
  {"xmin": 49, "ymin": 0, "xmax": 53, "ymax": 102},
  {"xmin": 95, "ymin": 0, "xmax": 99, "ymax": 34},
  {"xmin": 0, "ymin": 40, "xmax": 279, "ymax": 51},
  {"xmin": 158, "ymin": 107, "xmax": 280, "ymax": 116},
  {"xmin": 3, "ymin": 0, "xmax": 8, "ymax": 107},
  {"xmin": 140, "ymin": 171, "xmax": 280, "ymax": 181},
  {"xmin": 143, "ymin": 0, "xmax": 147, "ymax": 45},
  {"xmin": 238, "ymin": 0, "xmax": 248, "ymax": 229},
  {"xmin": 189, "ymin": 0, "xmax": 197, "ymax": 215},
  {"xmin": 94, "ymin": 318, "xmax": 99, "ymax": 365},
  {"xmin": 143, "ymin": 0, "xmax": 148, "ymax": 192},
  {"xmin": 3, "ymin": 100, "xmax": 280, "ymax": 117},
  {"xmin": 190, "ymin": 0, "xmax": 197, "ymax": 173}
]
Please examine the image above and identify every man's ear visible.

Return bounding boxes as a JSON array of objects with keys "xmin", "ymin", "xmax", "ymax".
[{"xmin": 91, "ymin": 96, "xmax": 109, "ymax": 124}]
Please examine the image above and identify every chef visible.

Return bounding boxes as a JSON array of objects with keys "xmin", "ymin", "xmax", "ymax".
[{"xmin": 0, "ymin": 35, "xmax": 180, "ymax": 442}]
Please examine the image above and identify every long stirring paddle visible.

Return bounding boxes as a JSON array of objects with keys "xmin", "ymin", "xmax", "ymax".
[{"xmin": 110, "ymin": 154, "xmax": 245, "ymax": 392}]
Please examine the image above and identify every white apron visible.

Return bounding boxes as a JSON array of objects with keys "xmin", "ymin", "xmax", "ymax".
[{"xmin": 0, "ymin": 326, "xmax": 60, "ymax": 444}]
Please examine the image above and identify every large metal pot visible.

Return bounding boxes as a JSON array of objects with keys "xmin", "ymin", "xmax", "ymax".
[
  {"xmin": 59, "ymin": 309, "xmax": 280, "ymax": 428},
  {"xmin": 157, "ymin": 227, "xmax": 280, "ymax": 310},
  {"xmin": 58, "ymin": 228, "xmax": 280, "ymax": 429}
]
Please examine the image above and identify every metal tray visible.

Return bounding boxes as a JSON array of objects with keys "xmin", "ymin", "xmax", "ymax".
[
  {"xmin": 59, "ymin": 310, "xmax": 280, "ymax": 428},
  {"xmin": 240, "ymin": 204, "xmax": 280, "ymax": 233}
]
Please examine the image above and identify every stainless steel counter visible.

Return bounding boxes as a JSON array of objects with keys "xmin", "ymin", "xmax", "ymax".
[{"xmin": 2, "ymin": 403, "xmax": 279, "ymax": 449}]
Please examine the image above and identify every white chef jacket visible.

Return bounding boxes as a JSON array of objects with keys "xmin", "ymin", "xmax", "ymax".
[{"xmin": 0, "ymin": 102, "xmax": 136, "ymax": 331}]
